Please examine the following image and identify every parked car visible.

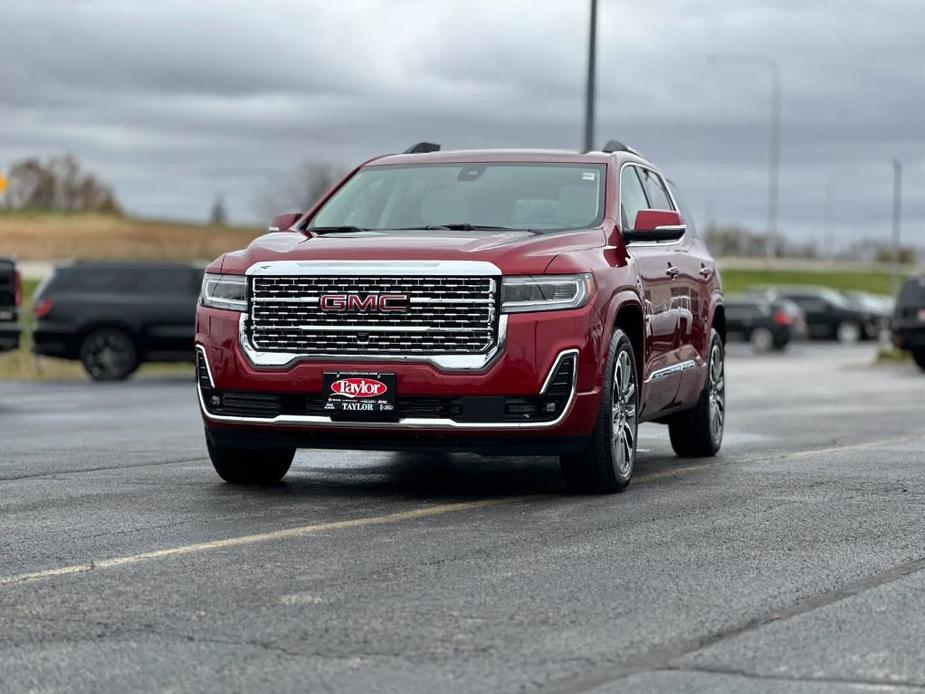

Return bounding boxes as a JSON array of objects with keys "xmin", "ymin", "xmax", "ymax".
[
  {"xmin": 761, "ymin": 286, "xmax": 876, "ymax": 343},
  {"xmin": 843, "ymin": 291, "xmax": 894, "ymax": 337},
  {"xmin": 196, "ymin": 141, "xmax": 726, "ymax": 493},
  {"xmin": 725, "ymin": 296, "xmax": 794, "ymax": 351},
  {"xmin": 892, "ymin": 276, "xmax": 925, "ymax": 371},
  {"xmin": 0, "ymin": 257, "xmax": 23, "ymax": 352},
  {"xmin": 32, "ymin": 262, "xmax": 204, "ymax": 380}
]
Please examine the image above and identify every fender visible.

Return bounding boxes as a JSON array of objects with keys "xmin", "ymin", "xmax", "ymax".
[{"xmin": 595, "ymin": 287, "xmax": 645, "ymax": 391}]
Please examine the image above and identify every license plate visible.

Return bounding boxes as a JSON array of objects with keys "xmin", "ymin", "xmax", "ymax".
[{"xmin": 323, "ymin": 372, "xmax": 397, "ymax": 420}]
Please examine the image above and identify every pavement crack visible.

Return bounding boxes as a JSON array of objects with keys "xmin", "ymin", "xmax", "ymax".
[
  {"xmin": 664, "ymin": 665, "xmax": 925, "ymax": 691},
  {"xmin": 0, "ymin": 457, "xmax": 208, "ymax": 482},
  {"xmin": 539, "ymin": 552, "xmax": 925, "ymax": 693}
]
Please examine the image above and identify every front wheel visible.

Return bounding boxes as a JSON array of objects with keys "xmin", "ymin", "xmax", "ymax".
[
  {"xmin": 668, "ymin": 330, "xmax": 725, "ymax": 458},
  {"xmin": 560, "ymin": 329, "xmax": 638, "ymax": 494},
  {"xmin": 207, "ymin": 438, "xmax": 295, "ymax": 484},
  {"xmin": 836, "ymin": 321, "xmax": 861, "ymax": 344}
]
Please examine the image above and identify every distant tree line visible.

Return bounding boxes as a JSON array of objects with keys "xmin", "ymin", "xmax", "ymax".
[
  {"xmin": 3, "ymin": 155, "xmax": 122, "ymax": 214},
  {"xmin": 703, "ymin": 223, "xmax": 918, "ymax": 263}
]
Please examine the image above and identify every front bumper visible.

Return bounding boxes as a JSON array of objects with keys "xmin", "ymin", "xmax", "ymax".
[{"xmin": 196, "ymin": 302, "xmax": 605, "ymax": 446}]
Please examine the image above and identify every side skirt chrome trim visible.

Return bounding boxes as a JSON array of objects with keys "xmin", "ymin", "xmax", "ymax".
[
  {"xmin": 645, "ymin": 358, "xmax": 698, "ymax": 383},
  {"xmin": 197, "ymin": 348, "xmax": 580, "ymax": 431}
]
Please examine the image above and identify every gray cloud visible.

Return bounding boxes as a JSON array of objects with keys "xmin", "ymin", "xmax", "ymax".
[{"xmin": 0, "ymin": 0, "xmax": 923, "ymax": 250}]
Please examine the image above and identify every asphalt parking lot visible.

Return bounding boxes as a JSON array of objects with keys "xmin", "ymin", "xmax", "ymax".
[{"xmin": 1, "ymin": 342, "xmax": 924, "ymax": 693}]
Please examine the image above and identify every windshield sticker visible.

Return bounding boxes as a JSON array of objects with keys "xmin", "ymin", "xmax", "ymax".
[{"xmin": 582, "ymin": 171, "xmax": 597, "ymax": 181}]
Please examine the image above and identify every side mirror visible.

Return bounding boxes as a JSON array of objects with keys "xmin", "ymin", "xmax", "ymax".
[
  {"xmin": 268, "ymin": 212, "xmax": 302, "ymax": 232},
  {"xmin": 624, "ymin": 209, "xmax": 686, "ymax": 244}
]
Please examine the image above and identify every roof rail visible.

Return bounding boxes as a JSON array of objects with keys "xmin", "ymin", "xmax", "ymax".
[
  {"xmin": 601, "ymin": 139, "xmax": 641, "ymax": 155},
  {"xmin": 403, "ymin": 142, "xmax": 441, "ymax": 154}
]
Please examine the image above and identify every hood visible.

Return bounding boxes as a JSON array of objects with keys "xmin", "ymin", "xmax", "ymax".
[{"xmin": 219, "ymin": 228, "xmax": 606, "ymax": 275}]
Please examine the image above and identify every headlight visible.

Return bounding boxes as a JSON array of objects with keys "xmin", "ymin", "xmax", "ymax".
[
  {"xmin": 200, "ymin": 273, "xmax": 247, "ymax": 311},
  {"xmin": 501, "ymin": 274, "xmax": 594, "ymax": 313}
]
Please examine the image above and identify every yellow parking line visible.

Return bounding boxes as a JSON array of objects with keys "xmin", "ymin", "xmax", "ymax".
[{"xmin": 0, "ymin": 497, "xmax": 523, "ymax": 587}]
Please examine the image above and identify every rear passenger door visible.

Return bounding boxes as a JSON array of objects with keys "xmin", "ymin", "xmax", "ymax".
[{"xmin": 121, "ymin": 267, "xmax": 201, "ymax": 358}]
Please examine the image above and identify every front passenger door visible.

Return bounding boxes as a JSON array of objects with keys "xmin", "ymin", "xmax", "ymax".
[{"xmin": 621, "ymin": 165, "xmax": 680, "ymax": 416}]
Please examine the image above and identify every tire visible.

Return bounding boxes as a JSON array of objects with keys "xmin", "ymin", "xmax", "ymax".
[
  {"xmin": 750, "ymin": 327, "xmax": 774, "ymax": 352},
  {"xmin": 913, "ymin": 350, "xmax": 925, "ymax": 372},
  {"xmin": 836, "ymin": 321, "xmax": 861, "ymax": 344},
  {"xmin": 559, "ymin": 329, "xmax": 638, "ymax": 494},
  {"xmin": 79, "ymin": 328, "xmax": 139, "ymax": 381},
  {"xmin": 207, "ymin": 437, "xmax": 295, "ymax": 484},
  {"xmin": 668, "ymin": 330, "xmax": 725, "ymax": 458}
]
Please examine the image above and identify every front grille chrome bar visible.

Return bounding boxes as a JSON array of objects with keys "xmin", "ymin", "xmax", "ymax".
[{"xmin": 239, "ymin": 260, "xmax": 506, "ymax": 372}]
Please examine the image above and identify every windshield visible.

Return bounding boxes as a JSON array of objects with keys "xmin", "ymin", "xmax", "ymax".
[{"xmin": 309, "ymin": 163, "xmax": 606, "ymax": 232}]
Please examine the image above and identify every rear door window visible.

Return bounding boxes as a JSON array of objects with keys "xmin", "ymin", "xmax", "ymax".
[
  {"xmin": 61, "ymin": 269, "xmax": 123, "ymax": 292},
  {"xmin": 125, "ymin": 268, "xmax": 198, "ymax": 295}
]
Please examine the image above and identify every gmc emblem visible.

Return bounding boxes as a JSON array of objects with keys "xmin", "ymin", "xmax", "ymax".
[{"xmin": 319, "ymin": 293, "xmax": 409, "ymax": 312}]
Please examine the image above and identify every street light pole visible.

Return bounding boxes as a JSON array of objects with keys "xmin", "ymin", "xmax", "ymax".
[
  {"xmin": 583, "ymin": 0, "xmax": 598, "ymax": 152},
  {"xmin": 891, "ymin": 159, "xmax": 903, "ymax": 298},
  {"xmin": 707, "ymin": 54, "xmax": 782, "ymax": 260}
]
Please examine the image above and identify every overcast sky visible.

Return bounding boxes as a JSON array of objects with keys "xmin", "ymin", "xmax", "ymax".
[{"xmin": 1, "ymin": 0, "xmax": 923, "ymax": 249}]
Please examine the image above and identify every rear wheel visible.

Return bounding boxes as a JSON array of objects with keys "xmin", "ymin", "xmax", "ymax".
[
  {"xmin": 207, "ymin": 437, "xmax": 295, "ymax": 484},
  {"xmin": 750, "ymin": 327, "xmax": 774, "ymax": 352},
  {"xmin": 560, "ymin": 329, "xmax": 638, "ymax": 494},
  {"xmin": 668, "ymin": 330, "xmax": 725, "ymax": 458},
  {"xmin": 79, "ymin": 328, "xmax": 139, "ymax": 381},
  {"xmin": 913, "ymin": 350, "xmax": 925, "ymax": 372}
]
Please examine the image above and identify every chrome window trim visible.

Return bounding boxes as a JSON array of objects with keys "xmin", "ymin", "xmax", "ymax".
[
  {"xmin": 198, "ymin": 348, "xmax": 580, "ymax": 430},
  {"xmin": 619, "ymin": 161, "xmax": 686, "ymax": 248},
  {"xmin": 239, "ymin": 259, "xmax": 506, "ymax": 372}
]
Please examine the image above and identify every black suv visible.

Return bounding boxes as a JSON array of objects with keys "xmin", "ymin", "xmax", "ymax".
[
  {"xmin": 763, "ymin": 286, "xmax": 876, "ymax": 343},
  {"xmin": 724, "ymin": 296, "xmax": 794, "ymax": 351},
  {"xmin": 893, "ymin": 277, "xmax": 925, "ymax": 371},
  {"xmin": 0, "ymin": 257, "xmax": 22, "ymax": 352},
  {"xmin": 32, "ymin": 262, "xmax": 203, "ymax": 380}
]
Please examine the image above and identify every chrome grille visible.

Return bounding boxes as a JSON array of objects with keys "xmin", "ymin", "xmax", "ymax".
[{"xmin": 248, "ymin": 276, "xmax": 498, "ymax": 355}]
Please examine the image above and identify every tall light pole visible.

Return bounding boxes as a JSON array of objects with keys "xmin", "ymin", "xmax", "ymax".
[
  {"xmin": 891, "ymin": 159, "xmax": 903, "ymax": 298},
  {"xmin": 583, "ymin": 0, "xmax": 598, "ymax": 152},
  {"xmin": 707, "ymin": 54, "xmax": 782, "ymax": 260},
  {"xmin": 824, "ymin": 176, "xmax": 835, "ymax": 262}
]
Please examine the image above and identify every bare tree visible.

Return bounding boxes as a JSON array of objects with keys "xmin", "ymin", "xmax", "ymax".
[
  {"xmin": 4, "ymin": 154, "xmax": 122, "ymax": 214},
  {"xmin": 259, "ymin": 162, "xmax": 345, "ymax": 219}
]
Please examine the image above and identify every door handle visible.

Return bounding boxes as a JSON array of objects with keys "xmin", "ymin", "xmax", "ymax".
[{"xmin": 665, "ymin": 265, "xmax": 679, "ymax": 278}]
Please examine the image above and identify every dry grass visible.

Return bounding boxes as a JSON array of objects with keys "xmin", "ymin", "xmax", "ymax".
[{"xmin": 0, "ymin": 212, "xmax": 262, "ymax": 262}]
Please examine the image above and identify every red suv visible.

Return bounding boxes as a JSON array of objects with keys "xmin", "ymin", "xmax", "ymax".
[{"xmin": 196, "ymin": 142, "xmax": 725, "ymax": 493}]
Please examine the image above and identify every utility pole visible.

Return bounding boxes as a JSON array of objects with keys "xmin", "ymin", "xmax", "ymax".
[
  {"xmin": 891, "ymin": 159, "xmax": 902, "ymax": 298},
  {"xmin": 583, "ymin": 0, "xmax": 598, "ymax": 152},
  {"xmin": 824, "ymin": 177, "xmax": 835, "ymax": 262}
]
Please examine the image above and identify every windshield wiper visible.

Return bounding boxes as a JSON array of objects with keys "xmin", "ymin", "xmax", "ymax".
[{"xmin": 308, "ymin": 225, "xmax": 370, "ymax": 234}]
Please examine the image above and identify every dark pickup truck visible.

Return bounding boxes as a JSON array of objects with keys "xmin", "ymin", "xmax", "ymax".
[{"xmin": 0, "ymin": 258, "xmax": 22, "ymax": 352}]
